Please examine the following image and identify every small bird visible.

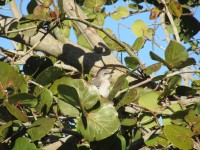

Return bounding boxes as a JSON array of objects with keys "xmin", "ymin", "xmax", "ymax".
[{"xmin": 92, "ymin": 69, "xmax": 112, "ymax": 98}]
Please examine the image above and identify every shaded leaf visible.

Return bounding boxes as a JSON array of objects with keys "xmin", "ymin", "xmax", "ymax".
[
  {"xmin": 77, "ymin": 104, "xmax": 120, "ymax": 141},
  {"xmin": 0, "ymin": 121, "xmax": 12, "ymax": 141},
  {"xmin": 4, "ymin": 102, "xmax": 28, "ymax": 123},
  {"xmin": 150, "ymin": 51, "xmax": 168, "ymax": 66},
  {"xmin": 176, "ymin": 86, "xmax": 197, "ymax": 96},
  {"xmin": 116, "ymin": 89, "xmax": 138, "ymax": 110},
  {"xmin": 58, "ymin": 84, "xmax": 80, "ymax": 106},
  {"xmin": 145, "ymin": 63, "xmax": 162, "ymax": 75},
  {"xmin": 163, "ymin": 125, "xmax": 194, "ymax": 150},
  {"xmin": 35, "ymin": 87, "xmax": 53, "ymax": 114},
  {"xmin": 13, "ymin": 137, "xmax": 38, "ymax": 150},
  {"xmin": 90, "ymin": 134, "xmax": 126, "ymax": 150},
  {"xmin": 27, "ymin": 118, "xmax": 55, "ymax": 142},
  {"xmin": 9, "ymin": 93, "xmax": 38, "ymax": 108},
  {"xmin": 132, "ymin": 37, "xmax": 144, "ymax": 51},
  {"xmin": 35, "ymin": 66, "xmax": 64, "ymax": 86},
  {"xmin": 124, "ymin": 56, "xmax": 140, "ymax": 70},
  {"xmin": 108, "ymin": 75, "xmax": 126, "ymax": 101},
  {"xmin": 0, "ymin": 62, "xmax": 28, "ymax": 99},
  {"xmin": 165, "ymin": 41, "xmax": 188, "ymax": 69}
]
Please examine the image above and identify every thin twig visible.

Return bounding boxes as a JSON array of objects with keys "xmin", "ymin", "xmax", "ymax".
[
  {"xmin": 116, "ymin": 69, "xmax": 200, "ymax": 97},
  {"xmin": 160, "ymin": 0, "xmax": 180, "ymax": 43}
]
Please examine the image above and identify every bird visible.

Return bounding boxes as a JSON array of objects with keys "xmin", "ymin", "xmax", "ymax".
[{"xmin": 92, "ymin": 69, "xmax": 112, "ymax": 98}]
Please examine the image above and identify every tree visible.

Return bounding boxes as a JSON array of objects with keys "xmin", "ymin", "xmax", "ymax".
[{"xmin": 0, "ymin": 0, "xmax": 200, "ymax": 149}]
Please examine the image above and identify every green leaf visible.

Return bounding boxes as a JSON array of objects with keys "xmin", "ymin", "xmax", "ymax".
[
  {"xmin": 177, "ymin": 58, "xmax": 196, "ymax": 69},
  {"xmin": 108, "ymin": 75, "xmax": 126, "ymax": 100},
  {"xmin": 116, "ymin": 89, "xmax": 138, "ymax": 110},
  {"xmin": 27, "ymin": 118, "xmax": 55, "ymax": 142},
  {"xmin": 168, "ymin": 0, "xmax": 182, "ymax": 17},
  {"xmin": 132, "ymin": 37, "xmax": 144, "ymax": 51},
  {"xmin": 192, "ymin": 80, "xmax": 200, "ymax": 87},
  {"xmin": 124, "ymin": 56, "xmax": 140, "ymax": 70},
  {"xmin": 176, "ymin": 86, "xmax": 197, "ymax": 96},
  {"xmin": 112, "ymin": 6, "xmax": 129, "ymax": 21},
  {"xmin": 0, "ymin": 121, "xmax": 12, "ymax": 141},
  {"xmin": 145, "ymin": 134, "xmax": 168, "ymax": 147},
  {"xmin": 195, "ymin": 104, "xmax": 200, "ymax": 116},
  {"xmin": 78, "ymin": 34, "xmax": 93, "ymax": 50},
  {"xmin": 145, "ymin": 63, "xmax": 162, "ymax": 75},
  {"xmin": 162, "ymin": 75, "xmax": 182, "ymax": 96},
  {"xmin": 50, "ymin": 77, "xmax": 69, "ymax": 95},
  {"xmin": 58, "ymin": 79, "xmax": 100, "ymax": 110},
  {"xmin": 150, "ymin": 51, "xmax": 168, "ymax": 66},
  {"xmin": 165, "ymin": 41, "xmax": 188, "ymax": 69},
  {"xmin": 17, "ymin": 18, "xmax": 38, "ymax": 37},
  {"xmin": 0, "ymin": 62, "xmax": 28, "ymax": 99},
  {"xmin": 35, "ymin": 87, "xmax": 53, "ymax": 114},
  {"xmin": 121, "ymin": 118, "xmax": 137, "ymax": 126},
  {"xmin": 138, "ymin": 91, "xmax": 161, "ymax": 111},
  {"xmin": 77, "ymin": 104, "xmax": 120, "ymax": 141},
  {"xmin": 13, "ymin": 137, "xmax": 38, "ymax": 150},
  {"xmin": 163, "ymin": 125, "xmax": 194, "ymax": 150},
  {"xmin": 57, "ymin": 99, "xmax": 80, "ymax": 117},
  {"xmin": 4, "ymin": 102, "xmax": 28, "ymax": 123},
  {"xmin": 58, "ymin": 84, "xmax": 80, "ymax": 106},
  {"xmin": 84, "ymin": 0, "xmax": 106, "ymax": 8},
  {"xmin": 139, "ymin": 112, "xmax": 157, "ymax": 128},
  {"xmin": 131, "ymin": 20, "xmax": 148, "ymax": 37},
  {"xmin": 35, "ymin": 66, "xmax": 64, "ymax": 86},
  {"xmin": 9, "ymin": 93, "xmax": 38, "ymax": 108}
]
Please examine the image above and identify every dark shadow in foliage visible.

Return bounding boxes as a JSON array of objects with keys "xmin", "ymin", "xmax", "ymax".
[
  {"xmin": 23, "ymin": 56, "xmax": 53, "ymax": 79},
  {"xmin": 59, "ymin": 44, "xmax": 103, "ymax": 74},
  {"xmin": 180, "ymin": 8, "xmax": 200, "ymax": 42},
  {"xmin": 58, "ymin": 129, "xmax": 82, "ymax": 150},
  {"xmin": 90, "ymin": 134, "xmax": 124, "ymax": 150}
]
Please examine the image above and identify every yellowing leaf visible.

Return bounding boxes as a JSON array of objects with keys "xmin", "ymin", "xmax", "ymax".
[{"xmin": 132, "ymin": 20, "xmax": 148, "ymax": 37}]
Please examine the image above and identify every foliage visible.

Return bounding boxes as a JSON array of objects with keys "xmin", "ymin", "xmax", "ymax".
[{"xmin": 0, "ymin": 0, "xmax": 199, "ymax": 149}]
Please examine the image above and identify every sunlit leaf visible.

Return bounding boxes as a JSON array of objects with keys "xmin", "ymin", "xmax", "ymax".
[
  {"xmin": 57, "ymin": 99, "xmax": 80, "ymax": 117},
  {"xmin": 27, "ymin": 118, "xmax": 55, "ymax": 142},
  {"xmin": 132, "ymin": 20, "xmax": 148, "ymax": 37},
  {"xmin": 138, "ymin": 91, "xmax": 161, "ymax": 111},
  {"xmin": 163, "ymin": 125, "xmax": 194, "ymax": 150},
  {"xmin": 13, "ymin": 137, "xmax": 38, "ymax": 150},
  {"xmin": 77, "ymin": 104, "xmax": 120, "ymax": 141},
  {"xmin": 84, "ymin": 0, "xmax": 106, "ymax": 8}
]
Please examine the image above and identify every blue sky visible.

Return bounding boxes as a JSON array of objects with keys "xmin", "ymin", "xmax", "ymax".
[{"xmin": 0, "ymin": 1, "xmax": 199, "ymax": 76}]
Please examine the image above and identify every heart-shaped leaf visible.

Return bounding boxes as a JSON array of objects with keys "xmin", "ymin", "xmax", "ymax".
[{"xmin": 77, "ymin": 104, "xmax": 120, "ymax": 141}]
